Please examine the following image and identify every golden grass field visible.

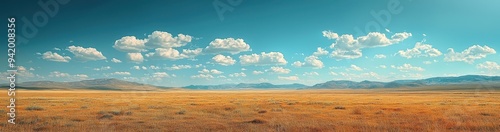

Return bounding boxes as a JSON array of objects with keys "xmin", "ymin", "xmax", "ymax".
[{"xmin": 0, "ymin": 89, "xmax": 499, "ymax": 132}]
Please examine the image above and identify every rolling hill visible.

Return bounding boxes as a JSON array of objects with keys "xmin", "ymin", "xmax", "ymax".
[
  {"xmin": 7, "ymin": 78, "xmax": 164, "ymax": 91},
  {"xmin": 309, "ymin": 75, "xmax": 500, "ymax": 89}
]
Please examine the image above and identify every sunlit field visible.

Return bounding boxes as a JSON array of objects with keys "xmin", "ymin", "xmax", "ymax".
[{"xmin": 1, "ymin": 89, "xmax": 499, "ymax": 132}]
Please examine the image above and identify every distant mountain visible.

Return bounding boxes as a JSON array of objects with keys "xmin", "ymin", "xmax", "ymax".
[
  {"xmin": 184, "ymin": 83, "xmax": 308, "ymax": 90},
  {"xmin": 309, "ymin": 75, "xmax": 500, "ymax": 89},
  {"xmin": 8, "ymin": 78, "xmax": 165, "ymax": 91}
]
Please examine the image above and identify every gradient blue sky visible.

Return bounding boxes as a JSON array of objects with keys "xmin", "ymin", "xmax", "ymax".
[{"xmin": 1, "ymin": 0, "xmax": 499, "ymax": 87}]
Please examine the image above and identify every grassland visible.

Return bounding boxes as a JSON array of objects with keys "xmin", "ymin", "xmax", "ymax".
[{"xmin": 0, "ymin": 89, "xmax": 499, "ymax": 132}]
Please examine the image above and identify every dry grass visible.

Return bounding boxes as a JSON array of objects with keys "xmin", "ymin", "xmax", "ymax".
[{"xmin": 0, "ymin": 89, "xmax": 499, "ymax": 131}]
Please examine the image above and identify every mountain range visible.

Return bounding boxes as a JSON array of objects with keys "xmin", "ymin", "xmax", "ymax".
[
  {"xmin": 3, "ymin": 75, "xmax": 500, "ymax": 90},
  {"xmin": 7, "ymin": 78, "xmax": 163, "ymax": 91}
]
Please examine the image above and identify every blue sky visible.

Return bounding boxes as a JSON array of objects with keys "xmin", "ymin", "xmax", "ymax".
[{"xmin": 1, "ymin": 0, "xmax": 500, "ymax": 87}]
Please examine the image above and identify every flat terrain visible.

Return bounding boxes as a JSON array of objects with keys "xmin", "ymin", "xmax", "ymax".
[{"xmin": 1, "ymin": 89, "xmax": 499, "ymax": 132}]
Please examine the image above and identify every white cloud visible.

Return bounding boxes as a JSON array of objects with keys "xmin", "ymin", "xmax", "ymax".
[
  {"xmin": 347, "ymin": 64, "xmax": 363, "ymax": 71},
  {"xmin": 477, "ymin": 61, "xmax": 500, "ymax": 70},
  {"xmin": 291, "ymin": 56, "xmax": 324, "ymax": 69},
  {"xmin": 54, "ymin": 48, "xmax": 61, "ymax": 51},
  {"xmin": 49, "ymin": 71, "xmax": 69, "ymax": 77},
  {"xmin": 181, "ymin": 48, "xmax": 203, "ymax": 58},
  {"xmin": 191, "ymin": 74, "xmax": 214, "ymax": 80},
  {"xmin": 132, "ymin": 66, "xmax": 141, "ymax": 70},
  {"xmin": 313, "ymin": 47, "xmax": 329, "ymax": 56},
  {"xmin": 111, "ymin": 58, "xmax": 122, "ymax": 63},
  {"xmin": 396, "ymin": 64, "xmax": 425, "ymax": 72},
  {"xmin": 229, "ymin": 72, "xmax": 247, "ymax": 77},
  {"xmin": 198, "ymin": 69, "xmax": 223, "ymax": 74},
  {"xmin": 329, "ymin": 71, "xmax": 338, "ymax": 76},
  {"xmin": 67, "ymin": 46, "xmax": 106, "ymax": 61},
  {"xmin": 113, "ymin": 36, "xmax": 147, "ymax": 52},
  {"xmin": 205, "ymin": 38, "xmax": 251, "ymax": 54},
  {"xmin": 93, "ymin": 66, "xmax": 111, "ymax": 71},
  {"xmin": 239, "ymin": 52, "xmax": 287, "ymax": 66},
  {"xmin": 166, "ymin": 64, "xmax": 192, "ymax": 70},
  {"xmin": 145, "ymin": 48, "xmax": 183, "ymax": 60},
  {"xmin": 292, "ymin": 61, "xmax": 304, "ymax": 67},
  {"xmin": 152, "ymin": 72, "xmax": 170, "ymax": 78},
  {"xmin": 322, "ymin": 30, "xmax": 338, "ymax": 40},
  {"xmin": 398, "ymin": 42, "xmax": 442, "ymax": 59},
  {"xmin": 374, "ymin": 54, "xmax": 387, "ymax": 59},
  {"xmin": 378, "ymin": 65, "xmax": 387, "ymax": 68},
  {"xmin": 303, "ymin": 72, "xmax": 319, "ymax": 76},
  {"xmin": 278, "ymin": 76, "xmax": 299, "ymax": 81},
  {"xmin": 268, "ymin": 66, "xmax": 291, "ymax": 74},
  {"xmin": 304, "ymin": 56, "xmax": 324, "ymax": 68},
  {"xmin": 252, "ymin": 71, "xmax": 264, "ymax": 75},
  {"xmin": 146, "ymin": 48, "xmax": 202, "ymax": 60},
  {"xmin": 212, "ymin": 54, "xmax": 236, "ymax": 66},
  {"xmin": 111, "ymin": 72, "xmax": 131, "ymax": 76},
  {"xmin": 49, "ymin": 71, "xmax": 89, "ymax": 80},
  {"xmin": 423, "ymin": 60, "xmax": 437, "ymax": 65},
  {"xmin": 145, "ymin": 31, "xmax": 192, "ymax": 49},
  {"xmin": 326, "ymin": 32, "xmax": 411, "ymax": 59},
  {"xmin": 149, "ymin": 65, "xmax": 160, "ymax": 70},
  {"xmin": 444, "ymin": 45, "xmax": 496, "ymax": 63},
  {"xmin": 74, "ymin": 74, "xmax": 89, "ymax": 79},
  {"xmin": 41, "ymin": 51, "xmax": 71, "ymax": 62},
  {"xmin": 127, "ymin": 53, "xmax": 144, "ymax": 63},
  {"xmin": 385, "ymin": 28, "xmax": 391, "ymax": 33}
]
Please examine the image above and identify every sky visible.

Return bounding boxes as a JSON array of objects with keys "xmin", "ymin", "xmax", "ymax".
[{"xmin": 1, "ymin": 0, "xmax": 500, "ymax": 87}]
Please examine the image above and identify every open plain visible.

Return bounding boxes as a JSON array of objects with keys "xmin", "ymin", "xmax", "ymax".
[{"xmin": 1, "ymin": 88, "xmax": 499, "ymax": 132}]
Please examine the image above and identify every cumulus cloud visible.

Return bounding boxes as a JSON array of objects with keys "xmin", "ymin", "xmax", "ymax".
[
  {"xmin": 322, "ymin": 30, "xmax": 338, "ymax": 40},
  {"xmin": 325, "ymin": 31, "xmax": 412, "ymax": 59},
  {"xmin": 111, "ymin": 58, "xmax": 122, "ymax": 63},
  {"xmin": 396, "ymin": 64, "xmax": 425, "ymax": 72},
  {"xmin": 293, "ymin": 56, "xmax": 324, "ymax": 69},
  {"xmin": 191, "ymin": 74, "xmax": 214, "ymax": 80},
  {"xmin": 374, "ymin": 54, "xmax": 387, "ymax": 59},
  {"xmin": 312, "ymin": 47, "xmax": 329, "ymax": 56},
  {"xmin": 303, "ymin": 72, "xmax": 319, "ymax": 76},
  {"xmin": 127, "ymin": 53, "xmax": 144, "ymax": 63},
  {"xmin": 113, "ymin": 36, "xmax": 147, "ymax": 52},
  {"xmin": 239, "ymin": 52, "xmax": 287, "ymax": 66},
  {"xmin": 67, "ymin": 46, "xmax": 106, "ymax": 61},
  {"xmin": 278, "ymin": 76, "xmax": 299, "ymax": 81},
  {"xmin": 113, "ymin": 31, "xmax": 199, "ymax": 59},
  {"xmin": 398, "ymin": 42, "xmax": 442, "ymax": 59},
  {"xmin": 268, "ymin": 66, "xmax": 291, "ymax": 74},
  {"xmin": 347, "ymin": 64, "xmax": 363, "ymax": 71},
  {"xmin": 42, "ymin": 51, "xmax": 71, "ymax": 62},
  {"xmin": 212, "ymin": 54, "xmax": 236, "ymax": 66},
  {"xmin": 181, "ymin": 48, "xmax": 203, "ymax": 58},
  {"xmin": 145, "ymin": 48, "xmax": 202, "ymax": 60},
  {"xmin": 378, "ymin": 65, "xmax": 387, "ymax": 68},
  {"xmin": 198, "ymin": 69, "xmax": 223, "ymax": 74},
  {"xmin": 166, "ymin": 64, "xmax": 192, "ymax": 70},
  {"xmin": 229, "ymin": 72, "xmax": 247, "ymax": 77},
  {"xmin": 93, "ymin": 66, "xmax": 111, "ymax": 71},
  {"xmin": 205, "ymin": 38, "xmax": 251, "ymax": 54},
  {"xmin": 444, "ymin": 45, "xmax": 496, "ymax": 63},
  {"xmin": 292, "ymin": 61, "xmax": 304, "ymax": 67},
  {"xmin": 252, "ymin": 71, "xmax": 264, "ymax": 75},
  {"xmin": 152, "ymin": 72, "xmax": 170, "ymax": 78},
  {"xmin": 477, "ymin": 61, "xmax": 500, "ymax": 70},
  {"xmin": 145, "ymin": 31, "xmax": 192, "ymax": 49},
  {"xmin": 111, "ymin": 72, "xmax": 131, "ymax": 76}
]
